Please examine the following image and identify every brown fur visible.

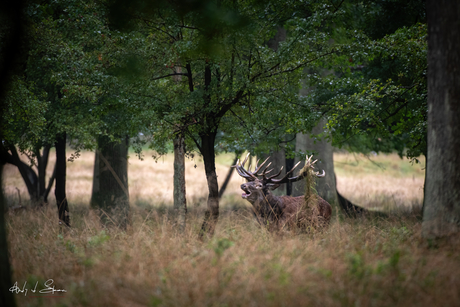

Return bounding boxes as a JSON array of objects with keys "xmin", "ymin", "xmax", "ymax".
[{"xmin": 241, "ymin": 179, "xmax": 332, "ymax": 232}]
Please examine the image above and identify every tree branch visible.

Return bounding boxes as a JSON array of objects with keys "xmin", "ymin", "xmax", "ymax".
[{"xmin": 152, "ymin": 73, "xmax": 188, "ymax": 81}]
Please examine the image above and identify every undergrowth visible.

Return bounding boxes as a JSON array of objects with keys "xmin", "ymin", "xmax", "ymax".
[{"xmin": 5, "ymin": 205, "xmax": 460, "ymax": 307}]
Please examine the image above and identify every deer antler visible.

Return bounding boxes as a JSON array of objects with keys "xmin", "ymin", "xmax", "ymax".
[
  {"xmin": 233, "ymin": 153, "xmax": 325, "ymax": 184},
  {"xmin": 304, "ymin": 155, "xmax": 326, "ymax": 178},
  {"xmin": 232, "ymin": 153, "xmax": 270, "ymax": 182}
]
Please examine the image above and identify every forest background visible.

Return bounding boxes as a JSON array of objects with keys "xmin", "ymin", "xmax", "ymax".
[{"xmin": 1, "ymin": 0, "xmax": 459, "ymax": 306}]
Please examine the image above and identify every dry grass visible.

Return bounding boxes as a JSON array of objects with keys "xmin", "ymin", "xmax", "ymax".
[
  {"xmin": 334, "ymin": 152, "xmax": 425, "ymax": 212},
  {"xmin": 4, "ymin": 150, "xmax": 460, "ymax": 307}
]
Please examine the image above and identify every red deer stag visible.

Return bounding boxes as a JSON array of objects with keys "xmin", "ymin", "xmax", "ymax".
[{"xmin": 233, "ymin": 153, "xmax": 332, "ymax": 231}]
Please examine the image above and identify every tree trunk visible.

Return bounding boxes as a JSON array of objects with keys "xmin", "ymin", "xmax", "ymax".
[
  {"xmin": 0, "ymin": 144, "xmax": 55, "ymax": 205},
  {"xmin": 0, "ymin": 0, "xmax": 23, "ymax": 304},
  {"xmin": 0, "ymin": 165, "xmax": 17, "ymax": 307},
  {"xmin": 37, "ymin": 144, "xmax": 51, "ymax": 205},
  {"xmin": 91, "ymin": 150, "xmax": 100, "ymax": 203},
  {"xmin": 267, "ymin": 149, "xmax": 287, "ymax": 196},
  {"xmin": 91, "ymin": 136, "xmax": 130, "ymax": 229},
  {"xmin": 173, "ymin": 137, "xmax": 187, "ymax": 232},
  {"xmin": 6, "ymin": 144, "xmax": 39, "ymax": 203},
  {"xmin": 218, "ymin": 153, "xmax": 239, "ymax": 199},
  {"xmin": 264, "ymin": 26, "xmax": 288, "ymax": 196},
  {"xmin": 55, "ymin": 132, "xmax": 70, "ymax": 227},
  {"xmin": 199, "ymin": 132, "xmax": 219, "ymax": 238},
  {"xmin": 292, "ymin": 118, "xmax": 338, "ymax": 206},
  {"xmin": 422, "ymin": 0, "xmax": 460, "ymax": 239}
]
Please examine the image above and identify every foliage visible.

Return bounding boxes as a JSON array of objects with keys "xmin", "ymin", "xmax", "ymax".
[
  {"xmin": 2, "ymin": 0, "xmax": 157, "ymax": 158},
  {"xmin": 109, "ymin": 0, "xmax": 361, "ymax": 159},
  {"xmin": 305, "ymin": 0, "xmax": 427, "ymax": 160}
]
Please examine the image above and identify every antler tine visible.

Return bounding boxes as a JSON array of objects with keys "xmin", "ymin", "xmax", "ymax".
[
  {"xmin": 287, "ymin": 160, "xmax": 302, "ymax": 175},
  {"xmin": 232, "ymin": 153, "xmax": 258, "ymax": 181},
  {"xmin": 270, "ymin": 160, "xmax": 303, "ymax": 183},
  {"xmin": 241, "ymin": 152, "xmax": 250, "ymax": 168},
  {"xmin": 254, "ymin": 156, "xmax": 270, "ymax": 174},
  {"xmin": 305, "ymin": 155, "xmax": 326, "ymax": 178},
  {"xmin": 310, "ymin": 159, "xmax": 318, "ymax": 168},
  {"xmin": 266, "ymin": 166, "xmax": 283, "ymax": 180},
  {"xmin": 254, "ymin": 159, "xmax": 260, "ymax": 169},
  {"xmin": 259, "ymin": 161, "xmax": 273, "ymax": 178},
  {"xmin": 315, "ymin": 170, "xmax": 326, "ymax": 178}
]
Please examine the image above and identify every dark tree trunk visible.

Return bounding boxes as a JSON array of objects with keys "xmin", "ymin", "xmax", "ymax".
[
  {"xmin": 5, "ymin": 144, "xmax": 39, "ymax": 203},
  {"xmin": 267, "ymin": 149, "xmax": 287, "ymax": 196},
  {"xmin": 199, "ymin": 132, "xmax": 219, "ymax": 238},
  {"xmin": 91, "ymin": 136, "xmax": 130, "ymax": 229},
  {"xmin": 37, "ymin": 145, "xmax": 48, "ymax": 196},
  {"xmin": 0, "ymin": 165, "xmax": 16, "ymax": 307},
  {"xmin": 0, "ymin": 0, "xmax": 24, "ymax": 304},
  {"xmin": 55, "ymin": 132, "xmax": 70, "ymax": 227},
  {"xmin": 218, "ymin": 153, "xmax": 239, "ymax": 199},
  {"xmin": 43, "ymin": 163, "xmax": 56, "ymax": 203},
  {"xmin": 285, "ymin": 156, "xmax": 295, "ymax": 196},
  {"xmin": 173, "ymin": 137, "xmax": 187, "ymax": 232},
  {"xmin": 0, "ymin": 143, "xmax": 55, "ymax": 206},
  {"xmin": 37, "ymin": 144, "xmax": 51, "ymax": 205},
  {"xmin": 91, "ymin": 150, "xmax": 100, "ymax": 204},
  {"xmin": 422, "ymin": 0, "xmax": 460, "ymax": 239}
]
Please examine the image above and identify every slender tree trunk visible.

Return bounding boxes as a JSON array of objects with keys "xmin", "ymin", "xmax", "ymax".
[
  {"xmin": 199, "ymin": 132, "xmax": 219, "ymax": 238},
  {"xmin": 37, "ymin": 144, "xmax": 51, "ymax": 205},
  {"xmin": 173, "ymin": 137, "xmax": 187, "ymax": 232},
  {"xmin": 91, "ymin": 150, "xmax": 100, "ymax": 205},
  {"xmin": 267, "ymin": 149, "xmax": 287, "ymax": 196},
  {"xmin": 91, "ymin": 136, "xmax": 130, "ymax": 229},
  {"xmin": 422, "ymin": 0, "xmax": 460, "ymax": 239},
  {"xmin": 55, "ymin": 132, "xmax": 70, "ymax": 227},
  {"xmin": 218, "ymin": 153, "xmax": 239, "ymax": 199}
]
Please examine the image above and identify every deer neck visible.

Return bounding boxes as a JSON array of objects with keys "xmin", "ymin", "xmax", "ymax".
[{"xmin": 253, "ymin": 190, "xmax": 280, "ymax": 210}]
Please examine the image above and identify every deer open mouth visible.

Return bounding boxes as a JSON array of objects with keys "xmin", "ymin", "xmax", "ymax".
[{"xmin": 241, "ymin": 186, "xmax": 251, "ymax": 199}]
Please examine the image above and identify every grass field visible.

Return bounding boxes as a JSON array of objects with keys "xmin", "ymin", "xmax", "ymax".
[{"xmin": 3, "ymin": 150, "xmax": 460, "ymax": 307}]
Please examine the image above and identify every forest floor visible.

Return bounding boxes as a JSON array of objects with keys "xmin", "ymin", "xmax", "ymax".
[{"xmin": 3, "ymin": 150, "xmax": 460, "ymax": 307}]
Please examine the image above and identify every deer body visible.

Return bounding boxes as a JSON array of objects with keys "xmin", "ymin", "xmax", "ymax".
[{"xmin": 235, "ymin": 154, "xmax": 332, "ymax": 231}]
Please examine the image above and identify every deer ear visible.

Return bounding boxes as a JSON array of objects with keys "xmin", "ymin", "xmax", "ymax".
[{"xmin": 266, "ymin": 183, "xmax": 280, "ymax": 190}]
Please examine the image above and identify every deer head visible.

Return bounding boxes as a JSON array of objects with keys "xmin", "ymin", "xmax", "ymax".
[{"xmin": 233, "ymin": 153, "xmax": 325, "ymax": 204}]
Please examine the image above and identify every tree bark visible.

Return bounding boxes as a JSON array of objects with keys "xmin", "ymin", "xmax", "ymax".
[
  {"xmin": 0, "ymin": 143, "xmax": 55, "ymax": 205},
  {"xmin": 199, "ymin": 132, "xmax": 219, "ymax": 238},
  {"xmin": 292, "ymin": 118, "xmax": 338, "ymax": 206},
  {"xmin": 267, "ymin": 149, "xmax": 287, "ymax": 196},
  {"xmin": 55, "ymin": 132, "xmax": 70, "ymax": 227},
  {"xmin": 91, "ymin": 150, "xmax": 100, "ymax": 203},
  {"xmin": 218, "ymin": 153, "xmax": 239, "ymax": 199},
  {"xmin": 0, "ymin": 165, "xmax": 16, "ymax": 307},
  {"xmin": 91, "ymin": 136, "xmax": 130, "ymax": 229},
  {"xmin": 173, "ymin": 137, "xmax": 187, "ymax": 232},
  {"xmin": 37, "ymin": 144, "xmax": 51, "ymax": 205},
  {"xmin": 0, "ymin": 0, "xmax": 24, "ymax": 304},
  {"xmin": 5, "ymin": 144, "xmax": 39, "ymax": 203},
  {"xmin": 422, "ymin": 0, "xmax": 460, "ymax": 239}
]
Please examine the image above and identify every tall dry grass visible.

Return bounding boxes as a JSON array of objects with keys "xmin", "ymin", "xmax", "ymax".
[{"xmin": 3, "ymin": 150, "xmax": 459, "ymax": 307}]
